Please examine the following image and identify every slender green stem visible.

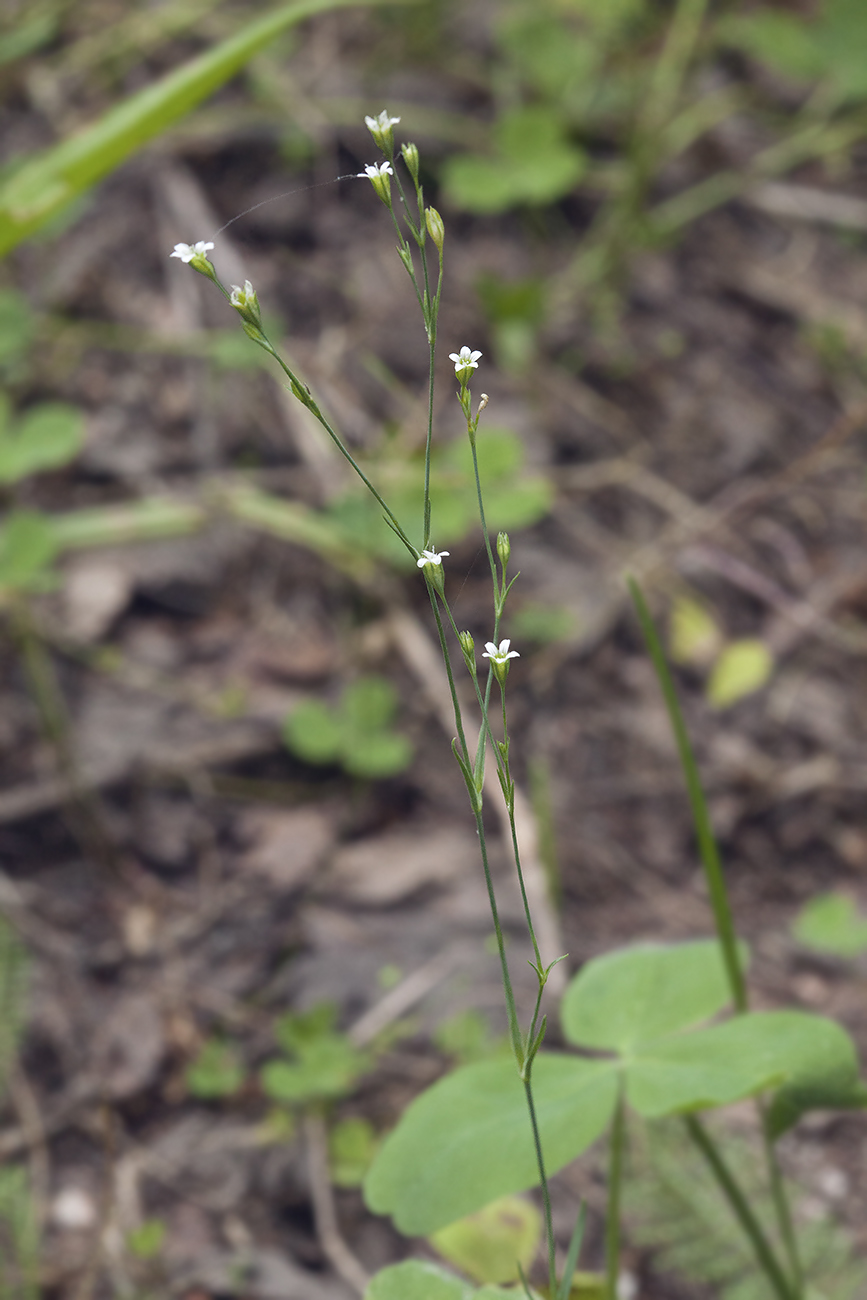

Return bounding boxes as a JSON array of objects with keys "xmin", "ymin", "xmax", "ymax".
[
  {"xmin": 264, "ymin": 345, "xmax": 415, "ymax": 555},
  {"xmin": 605, "ymin": 1087, "xmax": 627, "ymax": 1300},
  {"xmin": 11, "ymin": 599, "xmax": 118, "ymax": 872},
  {"xmin": 630, "ymin": 579, "xmax": 804, "ymax": 1297},
  {"xmin": 523, "ymin": 1074, "xmax": 557, "ymax": 1298},
  {"xmin": 425, "ymin": 586, "xmax": 471, "ymax": 768},
  {"xmin": 760, "ymin": 1100, "xmax": 805, "ymax": 1298},
  {"xmin": 628, "ymin": 578, "xmax": 747, "ymax": 1012},
  {"xmin": 435, "ymin": 591, "xmax": 545, "ymax": 976},
  {"xmin": 473, "ymin": 799, "xmax": 522, "ymax": 1063},
  {"xmin": 466, "ymin": 415, "xmax": 498, "ymax": 589},
  {"xmin": 500, "ymin": 688, "xmax": 543, "ymax": 971},
  {"xmin": 684, "ymin": 1117, "xmax": 795, "ymax": 1300}
]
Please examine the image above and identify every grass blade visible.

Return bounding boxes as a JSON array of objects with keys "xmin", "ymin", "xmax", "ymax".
[
  {"xmin": 0, "ymin": 0, "xmax": 406, "ymax": 256},
  {"xmin": 627, "ymin": 577, "xmax": 747, "ymax": 1014},
  {"xmin": 557, "ymin": 1202, "xmax": 587, "ymax": 1300}
]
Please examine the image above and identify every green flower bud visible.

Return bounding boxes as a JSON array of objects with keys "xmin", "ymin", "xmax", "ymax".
[
  {"xmin": 401, "ymin": 142, "xmax": 420, "ymax": 184},
  {"xmin": 425, "ymin": 206, "xmax": 445, "ymax": 251},
  {"xmin": 458, "ymin": 630, "xmax": 476, "ymax": 675},
  {"xmin": 497, "ymin": 532, "xmax": 511, "ymax": 569}
]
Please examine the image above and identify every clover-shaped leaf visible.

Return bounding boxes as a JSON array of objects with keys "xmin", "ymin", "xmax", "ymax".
[{"xmin": 283, "ymin": 676, "xmax": 412, "ymax": 778}]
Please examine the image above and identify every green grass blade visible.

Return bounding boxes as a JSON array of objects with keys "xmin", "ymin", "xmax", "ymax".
[
  {"xmin": 627, "ymin": 577, "xmax": 748, "ymax": 1014},
  {"xmin": 557, "ymin": 1202, "xmax": 587, "ymax": 1300},
  {"xmin": 0, "ymin": 0, "xmax": 405, "ymax": 256}
]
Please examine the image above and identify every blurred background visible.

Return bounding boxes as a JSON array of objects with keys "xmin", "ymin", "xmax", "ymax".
[{"xmin": 1, "ymin": 0, "xmax": 867, "ymax": 1295}]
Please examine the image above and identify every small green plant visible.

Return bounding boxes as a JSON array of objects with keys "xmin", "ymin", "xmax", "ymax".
[
  {"xmin": 283, "ymin": 675, "xmax": 413, "ymax": 778},
  {"xmin": 185, "ymin": 1038, "xmax": 245, "ymax": 1100},
  {"xmin": 126, "ymin": 1218, "xmax": 167, "ymax": 1262},
  {"xmin": 260, "ymin": 1003, "xmax": 370, "ymax": 1107},
  {"xmin": 174, "ymin": 113, "xmax": 867, "ymax": 1300}
]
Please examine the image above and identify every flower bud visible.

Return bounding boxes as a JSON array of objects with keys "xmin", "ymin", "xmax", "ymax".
[
  {"xmin": 401, "ymin": 142, "xmax": 420, "ymax": 184},
  {"xmin": 230, "ymin": 279, "xmax": 261, "ymax": 327},
  {"xmin": 458, "ymin": 630, "xmax": 476, "ymax": 675},
  {"xmin": 423, "ymin": 561, "xmax": 445, "ymax": 598},
  {"xmin": 497, "ymin": 532, "xmax": 511, "ymax": 569},
  {"xmin": 425, "ymin": 206, "xmax": 445, "ymax": 252}
]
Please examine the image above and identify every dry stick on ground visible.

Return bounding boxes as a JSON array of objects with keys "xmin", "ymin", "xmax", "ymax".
[{"xmin": 304, "ymin": 1111, "xmax": 371, "ymax": 1296}]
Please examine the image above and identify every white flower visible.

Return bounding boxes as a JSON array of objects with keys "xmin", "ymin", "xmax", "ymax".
[
  {"xmin": 170, "ymin": 240, "xmax": 214, "ymax": 263},
  {"xmin": 230, "ymin": 278, "xmax": 255, "ymax": 305},
  {"xmin": 365, "ymin": 110, "xmax": 400, "ymax": 132},
  {"xmin": 482, "ymin": 639, "xmax": 520, "ymax": 665},
  {"xmin": 449, "ymin": 346, "xmax": 482, "ymax": 376},
  {"xmin": 417, "ymin": 547, "xmax": 450, "ymax": 568},
  {"xmin": 357, "ymin": 161, "xmax": 394, "ymax": 180}
]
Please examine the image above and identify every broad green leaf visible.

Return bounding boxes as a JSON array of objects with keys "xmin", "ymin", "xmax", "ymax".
[
  {"xmin": 668, "ymin": 595, "xmax": 721, "ymax": 667},
  {"xmin": 343, "ymin": 731, "xmax": 413, "ymax": 779},
  {"xmin": 0, "ymin": 402, "xmax": 83, "ymax": 483},
  {"xmin": 0, "ymin": 0, "xmax": 381, "ymax": 256},
  {"xmin": 0, "ymin": 510, "xmax": 58, "ymax": 591},
  {"xmin": 626, "ymin": 1010, "xmax": 860, "ymax": 1118},
  {"xmin": 430, "ymin": 1195, "xmax": 541, "ymax": 1285},
  {"xmin": 561, "ymin": 941, "xmax": 740, "ymax": 1053},
  {"xmin": 283, "ymin": 698, "xmax": 342, "ymax": 764},
  {"xmin": 364, "ymin": 1261, "xmax": 473, "ymax": 1300},
  {"xmin": 364, "ymin": 1054, "xmax": 617, "ymax": 1235},
  {"xmin": 706, "ymin": 639, "xmax": 773, "ymax": 710},
  {"xmin": 793, "ymin": 891, "xmax": 867, "ymax": 958},
  {"xmin": 483, "ymin": 478, "xmax": 552, "ymax": 531},
  {"xmin": 448, "ymin": 428, "xmax": 524, "ymax": 480}
]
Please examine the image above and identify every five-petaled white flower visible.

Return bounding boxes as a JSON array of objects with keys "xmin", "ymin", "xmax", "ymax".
[
  {"xmin": 357, "ymin": 161, "xmax": 394, "ymax": 180},
  {"xmin": 482, "ymin": 639, "xmax": 520, "ymax": 665},
  {"xmin": 365, "ymin": 110, "xmax": 400, "ymax": 133},
  {"xmin": 449, "ymin": 346, "xmax": 482, "ymax": 376},
  {"xmin": 170, "ymin": 240, "xmax": 214, "ymax": 263},
  {"xmin": 417, "ymin": 548, "xmax": 450, "ymax": 569}
]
